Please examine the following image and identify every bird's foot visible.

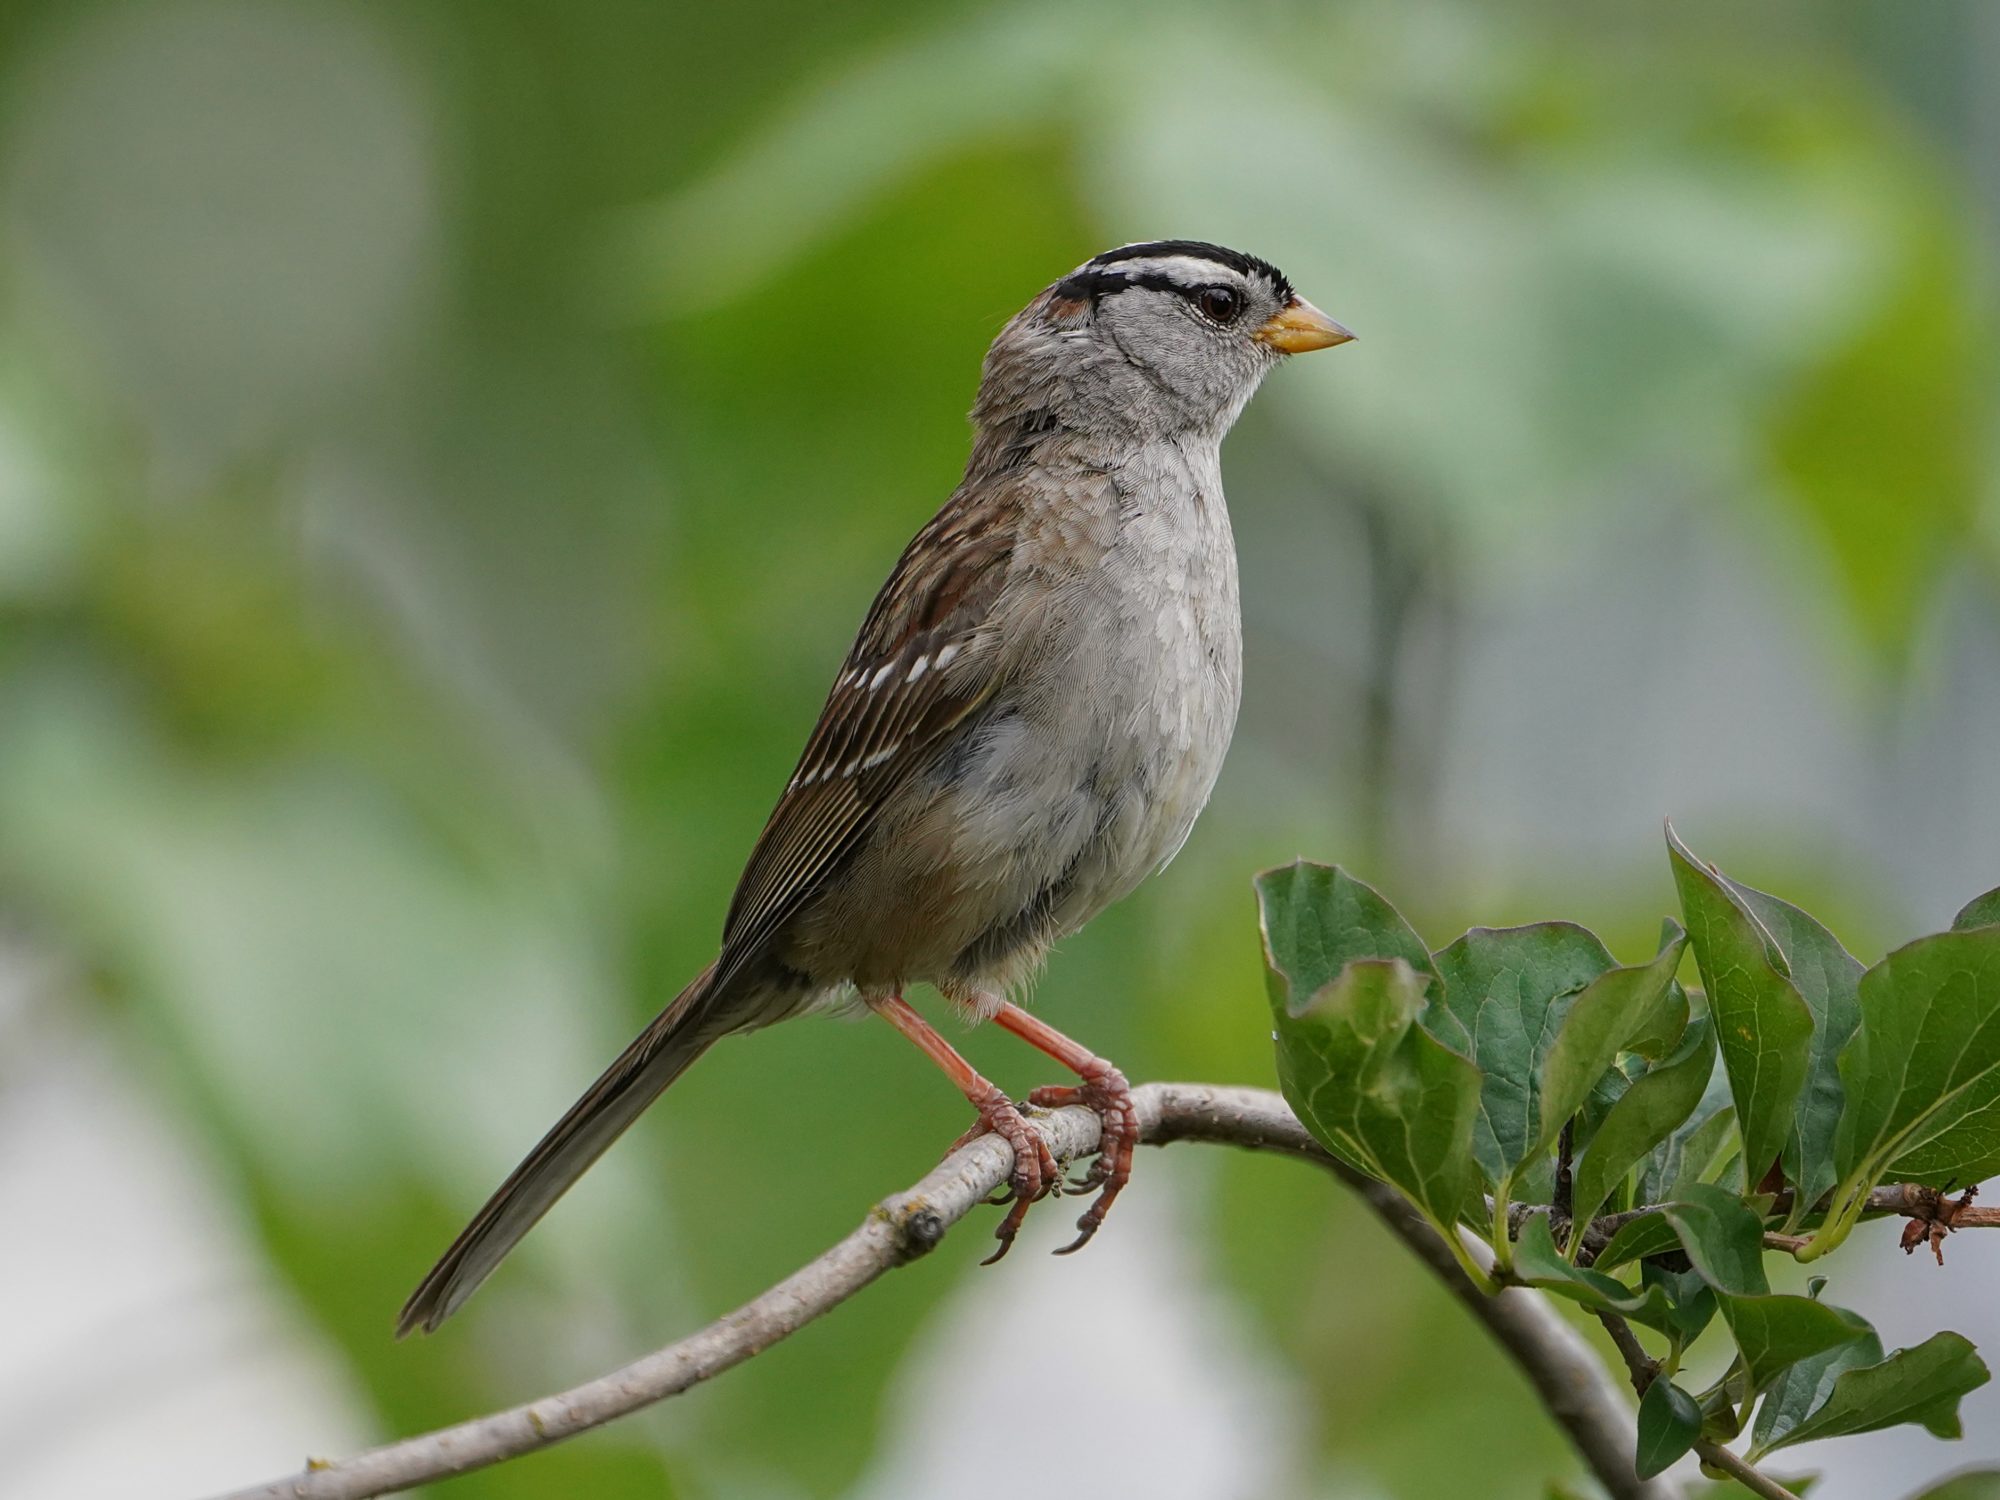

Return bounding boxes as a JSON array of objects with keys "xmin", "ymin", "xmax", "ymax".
[
  {"xmin": 1028, "ymin": 1060, "xmax": 1136, "ymax": 1255},
  {"xmin": 946, "ymin": 1085, "xmax": 1059, "ymax": 1264}
]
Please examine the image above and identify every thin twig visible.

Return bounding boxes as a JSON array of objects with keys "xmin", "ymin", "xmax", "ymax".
[
  {"xmin": 1554, "ymin": 1119, "xmax": 1575, "ymax": 1238},
  {"xmin": 1579, "ymin": 1182, "xmax": 2000, "ymax": 1252},
  {"xmin": 211, "ymin": 1083, "xmax": 1659, "ymax": 1500},
  {"xmin": 1596, "ymin": 1310, "xmax": 1656, "ymax": 1391},
  {"xmin": 1693, "ymin": 1441, "xmax": 1804, "ymax": 1500}
]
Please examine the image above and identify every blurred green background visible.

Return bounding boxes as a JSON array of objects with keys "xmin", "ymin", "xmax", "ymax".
[{"xmin": 2, "ymin": 1, "xmax": 1998, "ymax": 1496}]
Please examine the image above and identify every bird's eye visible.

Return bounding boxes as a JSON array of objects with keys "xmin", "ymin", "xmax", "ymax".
[{"xmin": 1195, "ymin": 285, "xmax": 1243, "ymax": 325}]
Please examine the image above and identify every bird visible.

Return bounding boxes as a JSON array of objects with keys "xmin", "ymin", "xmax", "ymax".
[{"xmin": 397, "ymin": 240, "xmax": 1353, "ymax": 1336}]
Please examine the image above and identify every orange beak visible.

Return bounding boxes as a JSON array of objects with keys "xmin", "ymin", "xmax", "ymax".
[{"xmin": 1253, "ymin": 297, "xmax": 1355, "ymax": 354}]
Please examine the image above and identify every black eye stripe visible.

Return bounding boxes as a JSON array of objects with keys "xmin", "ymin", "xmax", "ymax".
[
  {"xmin": 1051, "ymin": 268, "xmax": 1254, "ymax": 316},
  {"xmin": 1053, "ymin": 267, "xmax": 1146, "ymax": 301}
]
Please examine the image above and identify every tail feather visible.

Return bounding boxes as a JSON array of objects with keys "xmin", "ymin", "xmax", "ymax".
[{"xmin": 397, "ymin": 964, "xmax": 721, "ymax": 1336}]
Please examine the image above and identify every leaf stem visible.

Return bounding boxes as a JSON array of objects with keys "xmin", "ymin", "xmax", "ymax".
[
  {"xmin": 1796, "ymin": 1165, "xmax": 1877, "ymax": 1262},
  {"xmin": 1554, "ymin": 1119, "xmax": 1576, "ymax": 1229}
]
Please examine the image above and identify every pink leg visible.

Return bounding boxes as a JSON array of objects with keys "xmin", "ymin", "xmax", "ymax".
[
  {"xmin": 875, "ymin": 994, "xmax": 1058, "ymax": 1264},
  {"xmin": 990, "ymin": 1003, "xmax": 1137, "ymax": 1255}
]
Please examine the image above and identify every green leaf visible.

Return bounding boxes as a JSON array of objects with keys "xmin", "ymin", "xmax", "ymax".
[
  {"xmin": 1719, "ymin": 1293, "xmax": 1870, "ymax": 1397},
  {"xmin": 1255, "ymin": 860, "xmax": 1439, "ymax": 993},
  {"xmin": 1660, "ymin": 1182, "xmax": 1769, "ymax": 1296},
  {"xmin": 1636, "ymin": 1070, "xmax": 1741, "ymax": 1208},
  {"xmin": 1509, "ymin": 1214, "xmax": 1676, "ymax": 1332},
  {"xmin": 1835, "ymin": 926, "xmax": 2000, "ymax": 1188},
  {"xmin": 1644, "ymin": 1260, "xmax": 1717, "ymax": 1348},
  {"xmin": 1533, "ymin": 928, "xmax": 1690, "ymax": 1165},
  {"xmin": 1751, "ymin": 1333, "xmax": 1989, "ymax": 1457},
  {"xmin": 1430, "ymin": 922, "xmax": 1613, "ymax": 1185},
  {"xmin": 1654, "ymin": 1185, "xmax": 1870, "ymax": 1401},
  {"xmin": 1573, "ymin": 1013, "xmax": 1718, "ymax": 1231},
  {"xmin": 1724, "ymin": 877, "xmax": 1863, "ymax": 1211},
  {"xmin": 1575, "ymin": 1050, "xmax": 1643, "ymax": 1159},
  {"xmin": 1667, "ymin": 826, "xmax": 1815, "ymax": 1189},
  {"xmin": 1595, "ymin": 1210, "xmax": 1681, "ymax": 1272},
  {"xmin": 1260, "ymin": 869, "xmax": 1480, "ymax": 1235},
  {"xmin": 1954, "ymin": 887, "xmax": 2000, "ymax": 932},
  {"xmin": 1627, "ymin": 923, "xmax": 1693, "ymax": 1059},
  {"xmin": 1257, "ymin": 863, "xmax": 1492, "ymax": 1275},
  {"xmin": 1636, "ymin": 1377, "xmax": 1703, "ymax": 1479},
  {"xmin": 1699, "ymin": 1361, "xmax": 1753, "ymax": 1442},
  {"xmin": 1625, "ymin": 977, "xmax": 1690, "ymax": 1061},
  {"xmin": 1753, "ymin": 1321, "xmax": 1885, "ymax": 1455}
]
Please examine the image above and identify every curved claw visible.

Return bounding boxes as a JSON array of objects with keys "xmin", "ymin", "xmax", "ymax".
[
  {"xmin": 982, "ymin": 1193, "xmax": 1036, "ymax": 1265},
  {"xmin": 1070, "ymin": 1155, "xmax": 1114, "ymax": 1191},
  {"xmin": 1052, "ymin": 1163, "xmax": 1124, "ymax": 1255},
  {"xmin": 953, "ymin": 1055, "xmax": 1138, "ymax": 1262},
  {"xmin": 1036, "ymin": 1065, "xmax": 1137, "ymax": 1257},
  {"xmin": 1051, "ymin": 1183, "xmax": 1120, "ymax": 1256},
  {"xmin": 1053, "ymin": 1217, "xmax": 1104, "ymax": 1256},
  {"xmin": 954, "ymin": 1087, "xmax": 1058, "ymax": 1261}
]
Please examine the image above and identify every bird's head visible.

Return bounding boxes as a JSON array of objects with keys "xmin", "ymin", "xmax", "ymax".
[{"xmin": 977, "ymin": 240, "xmax": 1353, "ymax": 441}]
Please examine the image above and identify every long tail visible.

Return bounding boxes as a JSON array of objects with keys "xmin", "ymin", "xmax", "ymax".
[{"xmin": 397, "ymin": 963, "xmax": 722, "ymax": 1336}]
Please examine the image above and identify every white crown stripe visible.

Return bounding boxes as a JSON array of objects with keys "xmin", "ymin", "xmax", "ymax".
[{"xmin": 1109, "ymin": 255, "xmax": 1251, "ymax": 286}]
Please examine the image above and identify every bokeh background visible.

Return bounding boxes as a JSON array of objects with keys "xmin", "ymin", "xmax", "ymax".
[{"xmin": 2, "ymin": 1, "xmax": 1998, "ymax": 1496}]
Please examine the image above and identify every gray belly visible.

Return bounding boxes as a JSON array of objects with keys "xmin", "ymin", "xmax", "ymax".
[
  {"xmin": 793, "ymin": 595, "xmax": 1238, "ymax": 1000},
  {"xmin": 781, "ymin": 458, "xmax": 1242, "ymax": 1008}
]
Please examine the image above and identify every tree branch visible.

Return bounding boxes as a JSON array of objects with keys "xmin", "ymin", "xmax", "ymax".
[{"xmin": 211, "ymin": 1083, "xmax": 1658, "ymax": 1500}]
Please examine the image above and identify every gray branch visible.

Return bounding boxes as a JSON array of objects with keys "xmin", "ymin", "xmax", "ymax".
[{"xmin": 209, "ymin": 1082, "xmax": 1659, "ymax": 1500}]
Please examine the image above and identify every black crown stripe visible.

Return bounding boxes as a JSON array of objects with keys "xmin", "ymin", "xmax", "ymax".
[{"xmin": 1087, "ymin": 240, "xmax": 1294, "ymax": 302}]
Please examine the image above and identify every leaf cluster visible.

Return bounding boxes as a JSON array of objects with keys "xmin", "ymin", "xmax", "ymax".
[{"xmin": 1258, "ymin": 829, "xmax": 2000, "ymax": 1488}]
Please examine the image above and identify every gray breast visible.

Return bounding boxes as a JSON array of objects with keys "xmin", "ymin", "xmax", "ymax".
[{"xmin": 942, "ymin": 440, "xmax": 1243, "ymax": 987}]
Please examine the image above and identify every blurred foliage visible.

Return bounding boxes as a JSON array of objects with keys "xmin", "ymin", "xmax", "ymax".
[{"xmin": 1, "ymin": 1, "xmax": 1998, "ymax": 1497}]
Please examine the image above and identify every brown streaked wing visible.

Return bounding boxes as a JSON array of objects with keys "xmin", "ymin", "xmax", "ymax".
[{"xmin": 713, "ymin": 496, "xmax": 1015, "ymax": 984}]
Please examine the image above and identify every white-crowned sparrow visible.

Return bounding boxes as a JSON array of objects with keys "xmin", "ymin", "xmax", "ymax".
[{"xmin": 399, "ymin": 241, "xmax": 1352, "ymax": 1335}]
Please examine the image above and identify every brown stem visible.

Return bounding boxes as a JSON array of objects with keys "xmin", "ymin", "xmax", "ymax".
[{"xmin": 1554, "ymin": 1118, "xmax": 1575, "ymax": 1246}]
